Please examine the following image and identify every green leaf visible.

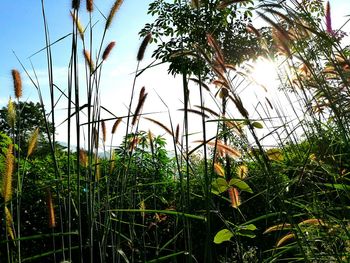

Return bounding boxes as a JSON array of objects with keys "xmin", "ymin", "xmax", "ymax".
[
  {"xmin": 236, "ymin": 224, "xmax": 257, "ymax": 238},
  {"xmin": 214, "ymin": 229, "xmax": 234, "ymax": 244},
  {"xmin": 252, "ymin": 121, "xmax": 263, "ymax": 129},
  {"xmin": 211, "ymin": 178, "xmax": 229, "ymax": 195},
  {"xmin": 229, "ymin": 178, "xmax": 253, "ymax": 193},
  {"xmin": 266, "ymin": 148, "xmax": 284, "ymax": 161}
]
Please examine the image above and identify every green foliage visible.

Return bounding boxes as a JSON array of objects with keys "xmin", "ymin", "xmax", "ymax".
[{"xmin": 140, "ymin": 0, "xmax": 265, "ymax": 77}]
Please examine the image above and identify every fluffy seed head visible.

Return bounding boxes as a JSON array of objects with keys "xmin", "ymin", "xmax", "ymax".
[
  {"xmin": 79, "ymin": 149, "xmax": 88, "ymax": 168},
  {"xmin": 111, "ymin": 118, "xmax": 122, "ymax": 134},
  {"xmin": 86, "ymin": 0, "xmax": 93, "ymax": 12},
  {"xmin": 7, "ymin": 98, "xmax": 16, "ymax": 129},
  {"xmin": 102, "ymin": 41, "xmax": 116, "ymax": 60},
  {"xmin": 228, "ymin": 187, "xmax": 241, "ymax": 208},
  {"xmin": 2, "ymin": 144, "xmax": 14, "ymax": 203},
  {"xmin": 132, "ymin": 92, "xmax": 148, "ymax": 126},
  {"xmin": 325, "ymin": 1, "xmax": 333, "ymax": 35},
  {"xmin": 101, "ymin": 120, "xmax": 106, "ymax": 143},
  {"xmin": 46, "ymin": 188, "xmax": 56, "ymax": 228},
  {"xmin": 27, "ymin": 128, "xmax": 39, "ymax": 157},
  {"xmin": 12, "ymin": 69, "xmax": 22, "ymax": 99},
  {"xmin": 5, "ymin": 206, "xmax": 14, "ymax": 240},
  {"xmin": 83, "ymin": 49, "xmax": 94, "ymax": 72},
  {"xmin": 70, "ymin": 11, "xmax": 84, "ymax": 40},
  {"xmin": 105, "ymin": 0, "xmax": 124, "ymax": 30},
  {"xmin": 137, "ymin": 33, "xmax": 152, "ymax": 61}
]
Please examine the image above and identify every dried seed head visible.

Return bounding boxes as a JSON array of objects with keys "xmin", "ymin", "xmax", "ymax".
[
  {"xmin": 276, "ymin": 233, "xmax": 295, "ymax": 247},
  {"xmin": 70, "ymin": 11, "xmax": 84, "ymax": 40},
  {"xmin": 137, "ymin": 33, "xmax": 152, "ymax": 61},
  {"xmin": 27, "ymin": 128, "xmax": 39, "ymax": 157},
  {"xmin": 111, "ymin": 118, "xmax": 122, "ymax": 134},
  {"xmin": 5, "ymin": 206, "xmax": 14, "ymax": 240},
  {"xmin": 102, "ymin": 41, "xmax": 116, "ymax": 60},
  {"xmin": 46, "ymin": 188, "xmax": 56, "ymax": 228},
  {"xmin": 12, "ymin": 69, "xmax": 22, "ymax": 99},
  {"xmin": 86, "ymin": 0, "xmax": 93, "ymax": 12},
  {"xmin": 7, "ymin": 98, "xmax": 16, "ymax": 129},
  {"xmin": 2, "ymin": 144, "xmax": 14, "ymax": 203},
  {"xmin": 175, "ymin": 124, "xmax": 180, "ymax": 144},
  {"xmin": 105, "ymin": 0, "xmax": 124, "ymax": 30},
  {"xmin": 101, "ymin": 120, "xmax": 106, "ymax": 143},
  {"xmin": 83, "ymin": 49, "xmax": 94, "ymax": 72},
  {"xmin": 325, "ymin": 1, "xmax": 333, "ymax": 35},
  {"xmin": 79, "ymin": 149, "xmax": 88, "ymax": 168},
  {"xmin": 228, "ymin": 187, "xmax": 241, "ymax": 208},
  {"xmin": 236, "ymin": 165, "xmax": 248, "ymax": 179},
  {"xmin": 214, "ymin": 163, "xmax": 225, "ymax": 177},
  {"xmin": 132, "ymin": 92, "xmax": 148, "ymax": 126}
]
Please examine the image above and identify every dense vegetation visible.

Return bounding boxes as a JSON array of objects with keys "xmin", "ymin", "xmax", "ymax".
[{"xmin": 1, "ymin": 0, "xmax": 350, "ymax": 262}]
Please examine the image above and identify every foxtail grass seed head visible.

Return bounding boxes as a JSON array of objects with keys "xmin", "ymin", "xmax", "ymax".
[
  {"xmin": 12, "ymin": 69, "xmax": 22, "ymax": 99},
  {"xmin": 2, "ymin": 144, "xmax": 14, "ymax": 203},
  {"xmin": 325, "ymin": 1, "xmax": 333, "ymax": 35},
  {"xmin": 70, "ymin": 11, "xmax": 84, "ymax": 40},
  {"xmin": 138, "ymin": 86, "xmax": 146, "ymax": 102},
  {"xmin": 7, "ymin": 98, "xmax": 16, "ymax": 129},
  {"xmin": 228, "ymin": 187, "xmax": 241, "ymax": 208},
  {"xmin": 132, "ymin": 92, "xmax": 148, "ymax": 126},
  {"xmin": 236, "ymin": 165, "xmax": 248, "ymax": 179},
  {"xmin": 105, "ymin": 0, "xmax": 124, "ymax": 30},
  {"xmin": 5, "ymin": 206, "xmax": 14, "ymax": 240},
  {"xmin": 137, "ymin": 33, "xmax": 152, "ymax": 61},
  {"xmin": 175, "ymin": 124, "xmax": 180, "ymax": 144},
  {"xmin": 27, "ymin": 128, "xmax": 39, "ymax": 157},
  {"xmin": 276, "ymin": 233, "xmax": 295, "ymax": 247},
  {"xmin": 214, "ymin": 163, "xmax": 225, "ymax": 177},
  {"xmin": 86, "ymin": 0, "xmax": 93, "ymax": 12},
  {"xmin": 83, "ymin": 49, "xmax": 94, "ymax": 72},
  {"xmin": 102, "ymin": 41, "xmax": 116, "ymax": 60},
  {"xmin": 111, "ymin": 118, "xmax": 122, "ymax": 134},
  {"xmin": 101, "ymin": 120, "xmax": 106, "ymax": 143},
  {"xmin": 46, "ymin": 188, "xmax": 56, "ymax": 228},
  {"xmin": 72, "ymin": 0, "xmax": 80, "ymax": 9},
  {"xmin": 79, "ymin": 149, "xmax": 88, "ymax": 168}
]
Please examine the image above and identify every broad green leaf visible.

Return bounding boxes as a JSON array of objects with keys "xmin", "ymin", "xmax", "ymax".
[
  {"xmin": 229, "ymin": 178, "xmax": 253, "ymax": 193},
  {"xmin": 252, "ymin": 121, "xmax": 263, "ymax": 129},
  {"xmin": 266, "ymin": 148, "xmax": 284, "ymax": 161},
  {"xmin": 236, "ymin": 224, "xmax": 257, "ymax": 238},
  {"xmin": 214, "ymin": 229, "xmax": 234, "ymax": 244},
  {"xmin": 211, "ymin": 178, "xmax": 229, "ymax": 195}
]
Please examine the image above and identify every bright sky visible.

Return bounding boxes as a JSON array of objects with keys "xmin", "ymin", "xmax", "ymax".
[{"xmin": 0, "ymin": 0, "xmax": 349, "ymax": 148}]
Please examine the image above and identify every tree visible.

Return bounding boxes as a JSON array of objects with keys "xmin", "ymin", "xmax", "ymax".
[
  {"xmin": 0, "ymin": 101, "xmax": 54, "ymax": 157},
  {"xmin": 140, "ymin": 0, "xmax": 266, "ymax": 77}
]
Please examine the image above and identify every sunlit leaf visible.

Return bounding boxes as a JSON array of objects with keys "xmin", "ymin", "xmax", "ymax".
[
  {"xmin": 229, "ymin": 178, "xmax": 253, "ymax": 193},
  {"xmin": 214, "ymin": 229, "xmax": 234, "ymax": 244},
  {"xmin": 211, "ymin": 178, "xmax": 229, "ymax": 195},
  {"xmin": 252, "ymin": 121, "xmax": 263, "ymax": 129},
  {"xmin": 266, "ymin": 148, "xmax": 284, "ymax": 161}
]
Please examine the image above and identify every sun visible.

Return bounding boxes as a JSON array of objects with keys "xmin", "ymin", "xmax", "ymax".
[{"xmin": 249, "ymin": 57, "xmax": 279, "ymax": 89}]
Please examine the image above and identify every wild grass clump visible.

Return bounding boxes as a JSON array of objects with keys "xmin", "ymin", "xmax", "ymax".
[{"xmin": 0, "ymin": 0, "xmax": 349, "ymax": 262}]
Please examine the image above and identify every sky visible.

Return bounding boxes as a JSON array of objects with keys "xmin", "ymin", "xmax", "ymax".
[{"xmin": 0, "ymin": 0, "xmax": 349, "ymax": 149}]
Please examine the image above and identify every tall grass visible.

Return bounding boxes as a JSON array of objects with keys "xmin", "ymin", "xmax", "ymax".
[{"xmin": 1, "ymin": 0, "xmax": 349, "ymax": 262}]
